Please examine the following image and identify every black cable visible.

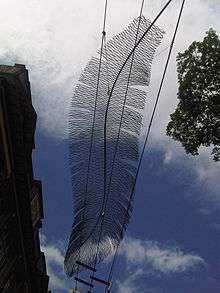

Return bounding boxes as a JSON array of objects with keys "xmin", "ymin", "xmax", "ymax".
[
  {"xmin": 104, "ymin": 35, "xmax": 111, "ymax": 94},
  {"xmin": 104, "ymin": 0, "xmax": 146, "ymax": 223},
  {"xmin": 81, "ymin": 0, "xmax": 108, "ymax": 230},
  {"xmin": 103, "ymin": 0, "xmax": 173, "ymax": 225},
  {"xmin": 105, "ymin": 0, "xmax": 186, "ymax": 290},
  {"xmin": 73, "ymin": 0, "xmax": 108, "ymax": 289},
  {"xmin": 89, "ymin": 1, "xmax": 147, "ymax": 291}
]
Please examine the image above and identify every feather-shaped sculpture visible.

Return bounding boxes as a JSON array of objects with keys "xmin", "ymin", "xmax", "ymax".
[{"xmin": 65, "ymin": 16, "xmax": 164, "ymax": 276}]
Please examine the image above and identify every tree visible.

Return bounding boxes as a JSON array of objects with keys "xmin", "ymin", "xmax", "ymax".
[{"xmin": 166, "ymin": 28, "xmax": 220, "ymax": 161}]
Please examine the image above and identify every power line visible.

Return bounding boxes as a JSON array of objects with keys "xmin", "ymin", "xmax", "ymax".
[
  {"xmin": 105, "ymin": 0, "xmax": 186, "ymax": 290},
  {"xmin": 100, "ymin": 0, "xmax": 173, "ymax": 287},
  {"xmin": 103, "ymin": 0, "xmax": 173, "ymax": 230},
  {"xmin": 104, "ymin": 0, "xmax": 146, "ymax": 225}
]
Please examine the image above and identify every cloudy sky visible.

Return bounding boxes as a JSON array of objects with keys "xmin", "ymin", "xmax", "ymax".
[{"xmin": 1, "ymin": 0, "xmax": 220, "ymax": 292}]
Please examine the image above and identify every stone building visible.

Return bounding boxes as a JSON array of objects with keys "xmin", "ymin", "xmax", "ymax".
[{"xmin": 0, "ymin": 64, "xmax": 49, "ymax": 292}]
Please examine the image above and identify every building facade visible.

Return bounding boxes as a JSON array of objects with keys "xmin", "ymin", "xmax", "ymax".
[{"xmin": 0, "ymin": 64, "xmax": 49, "ymax": 292}]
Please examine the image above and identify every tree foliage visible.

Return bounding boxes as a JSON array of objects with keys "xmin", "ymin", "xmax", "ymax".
[{"xmin": 167, "ymin": 28, "xmax": 220, "ymax": 161}]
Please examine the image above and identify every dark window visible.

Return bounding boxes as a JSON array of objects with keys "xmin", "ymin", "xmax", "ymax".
[{"xmin": 0, "ymin": 87, "xmax": 11, "ymax": 180}]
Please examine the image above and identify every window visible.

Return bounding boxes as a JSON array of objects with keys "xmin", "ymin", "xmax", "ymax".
[{"xmin": 0, "ymin": 86, "xmax": 11, "ymax": 180}]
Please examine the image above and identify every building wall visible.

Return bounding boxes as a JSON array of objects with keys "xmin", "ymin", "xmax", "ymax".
[{"xmin": 0, "ymin": 64, "xmax": 49, "ymax": 293}]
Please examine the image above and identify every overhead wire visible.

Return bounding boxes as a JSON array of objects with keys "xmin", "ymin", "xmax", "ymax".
[
  {"xmin": 73, "ymin": 0, "xmax": 108, "ymax": 290},
  {"xmin": 104, "ymin": 0, "xmax": 146, "ymax": 224},
  {"xmin": 103, "ymin": 0, "xmax": 173, "ymax": 232},
  {"xmin": 104, "ymin": 0, "xmax": 186, "ymax": 290},
  {"xmin": 87, "ymin": 2, "xmax": 147, "ymax": 291},
  {"xmin": 104, "ymin": 35, "xmax": 111, "ymax": 95},
  {"xmin": 88, "ymin": 1, "xmax": 146, "ymax": 291}
]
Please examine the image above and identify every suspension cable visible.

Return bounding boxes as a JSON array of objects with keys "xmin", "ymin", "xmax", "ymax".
[
  {"xmin": 103, "ymin": 0, "xmax": 146, "ymax": 224},
  {"xmin": 73, "ymin": 0, "xmax": 108, "ymax": 290},
  {"xmin": 88, "ymin": 35, "xmax": 111, "ymax": 292},
  {"xmin": 105, "ymin": 1, "xmax": 186, "ymax": 290},
  {"xmin": 89, "ymin": 0, "xmax": 146, "ymax": 285}
]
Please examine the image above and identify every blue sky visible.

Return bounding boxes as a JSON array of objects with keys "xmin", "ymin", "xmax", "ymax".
[
  {"xmin": 0, "ymin": 0, "xmax": 220, "ymax": 292},
  {"xmin": 33, "ymin": 133, "xmax": 220, "ymax": 293}
]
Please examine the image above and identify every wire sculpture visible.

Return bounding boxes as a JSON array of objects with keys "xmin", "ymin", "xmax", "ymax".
[{"xmin": 65, "ymin": 16, "xmax": 164, "ymax": 277}]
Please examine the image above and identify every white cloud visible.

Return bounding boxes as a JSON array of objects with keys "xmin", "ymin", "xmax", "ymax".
[
  {"xmin": 117, "ymin": 271, "xmax": 164, "ymax": 293},
  {"xmin": 120, "ymin": 237, "xmax": 206, "ymax": 275},
  {"xmin": 116, "ymin": 236, "xmax": 206, "ymax": 293},
  {"xmin": 41, "ymin": 242, "xmax": 64, "ymax": 267},
  {"xmin": 0, "ymin": 0, "xmax": 219, "ymax": 138},
  {"xmin": 117, "ymin": 268, "xmax": 144, "ymax": 293},
  {"xmin": 158, "ymin": 140, "xmax": 220, "ymax": 206},
  {"xmin": 40, "ymin": 234, "xmax": 71, "ymax": 292},
  {"xmin": 0, "ymin": 0, "xmax": 219, "ymax": 198}
]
